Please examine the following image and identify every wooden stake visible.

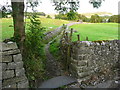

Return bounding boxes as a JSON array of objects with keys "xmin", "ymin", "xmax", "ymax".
[
  {"xmin": 65, "ymin": 32, "xmax": 68, "ymax": 42},
  {"xmin": 86, "ymin": 37, "xmax": 88, "ymax": 41},
  {"xmin": 77, "ymin": 34, "xmax": 80, "ymax": 41},
  {"xmin": 69, "ymin": 28, "xmax": 73, "ymax": 42}
]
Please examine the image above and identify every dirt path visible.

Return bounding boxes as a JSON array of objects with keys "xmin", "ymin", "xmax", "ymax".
[
  {"xmin": 45, "ymin": 42, "xmax": 63, "ymax": 78},
  {"xmin": 45, "ymin": 22, "xmax": 81, "ymax": 78}
]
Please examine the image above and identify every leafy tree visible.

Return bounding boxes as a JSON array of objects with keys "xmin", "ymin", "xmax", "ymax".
[
  {"xmin": 46, "ymin": 15, "xmax": 52, "ymax": 18},
  {"xmin": 0, "ymin": 6, "xmax": 7, "ymax": 18},
  {"xmin": 77, "ymin": 14, "xmax": 89, "ymax": 22},
  {"xmin": 11, "ymin": 0, "xmax": 41, "ymax": 53},
  {"xmin": 53, "ymin": 0, "xmax": 80, "ymax": 14},
  {"xmin": 89, "ymin": 0, "xmax": 105, "ymax": 8},
  {"xmin": 67, "ymin": 10, "xmax": 78, "ymax": 20},
  {"xmin": 90, "ymin": 14, "xmax": 102, "ymax": 23},
  {"xmin": 53, "ymin": 0, "xmax": 104, "ymax": 14},
  {"xmin": 55, "ymin": 14, "xmax": 68, "ymax": 20},
  {"xmin": 0, "ymin": 5, "xmax": 12, "ymax": 18},
  {"xmin": 53, "ymin": 0, "xmax": 104, "ymax": 20},
  {"xmin": 108, "ymin": 15, "xmax": 120, "ymax": 23}
]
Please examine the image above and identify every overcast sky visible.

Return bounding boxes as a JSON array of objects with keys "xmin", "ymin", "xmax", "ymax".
[{"xmin": 1, "ymin": 0, "xmax": 120, "ymax": 15}]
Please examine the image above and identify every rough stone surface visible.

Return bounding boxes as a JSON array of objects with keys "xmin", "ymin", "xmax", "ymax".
[
  {"xmin": 15, "ymin": 68, "xmax": 25, "ymax": 77},
  {"xmin": 2, "ymin": 63, "xmax": 7, "ymax": 71},
  {"xmin": 1, "ymin": 42, "xmax": 29, "ymax": 89},
  {"xmin": 2, "ymin": 42, "xmax": 17, "ymax": 51},
  {"xmin": 38, "ymin": 76, "xmax": 77, "ymax": 88},
  {"xmin": 13, "ymin": 54, "xmax": 22, "ymax": 62},
  {"xmin": 2, "ymin": 49, "xmax": 20, "ymax": 56},
  {"xmin": 2, "ymin": 55, "xmax": 12, "ymax": 63},
  {"xmin": 0, "ymin": 80, "xmax": 2, "ymax": 89},
  {"xmin": 2, "ymin": 70, "xmax": 14, "ymax": 79},
  {"xmin": 3, "ymin": 83, "xmax": 17, "ymax": 88},
  {"xmin": 60, "ymin": 40, "xmax": 119, "ymax": 87},
  {"xmin": 2, "ymin": 76, "xmax": 27, "ymax": 87},
  {"xmin": 7, "ymin": 62, "xmax": 17, "ymax": 70},
  {"xmin": 17, "ymin": 80, "xmax": 29, "ymax": 88}
]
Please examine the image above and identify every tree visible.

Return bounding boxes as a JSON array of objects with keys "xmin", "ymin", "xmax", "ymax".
[
  {"xmin": 53, "ymin": 0, "xmax": 104, "ymax": 14},
  {"xmin": 11, "ymin": 0, "xmax": 25, "ymax": 54},
  {"xmin": 0, "ymin": 4, "xmax": 12, "ymax": 18},
  {"xmin": 89, "ymin": 0, "xmax": 105, "ymax": 8},
  {"xmin": 11, "ymin": 0, "xmax": 40, "ymax": 53},
  {"xmin": 77, "ymin": 14, "xmax": 89, "ymax": 22},
  {"xmin": 0, "ymin": 6, "xmax": 8, "ymax": 18},
  {"xmin": 90, "ymin": 14, "xmax": 102, "ymax": 23},
  {"xmin": 108, "ymin": 15, "xmax": 120, "ymax": 23},
  {"xmin": 67, "ymin": 10, "xmax": 78, "ymax": 20},
  {"xmin": 53, "ymin": 0, "xmax": 79, "ymax": 14},
  {"xmin": 53, "ymin": 0, "xmax": 104, "ymax": 21},
  {"xmin": 46, "ymin": 15, "xmax": 52, "ymax": 18}
]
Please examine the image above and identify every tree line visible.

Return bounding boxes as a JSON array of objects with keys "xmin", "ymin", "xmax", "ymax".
[{"xmin": 55, "ymin": 13, "xmax": 120, "ymax": 23}]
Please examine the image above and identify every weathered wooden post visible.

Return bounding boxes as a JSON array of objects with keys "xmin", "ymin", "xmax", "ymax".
[
  {"xmin": 69, "ymin": 28, "xmax": 73, "ymax": 42},
  {"xmin": 66, "ymin": 28, "xmax": 73, "ymax": 71},
  {"xmin": 86, "ymin": 37, "xmax": 89, "ymax": 41},
  {"xmin": 77, "ymin": 34, "xmax": 80, "ymax": 41},
  {"xmin": 65, "ymin": 32, "xmax": 68, "ymax": 42}
]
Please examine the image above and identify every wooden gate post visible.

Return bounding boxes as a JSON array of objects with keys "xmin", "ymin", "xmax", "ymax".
[
  {"xmin": 77, "ymin": 34, "xmax": 80, "ymax": 41},
  {"xmin": 69, "ymin": 28, "xmax": 73, "ymax": 42},
  {"xmin": 86, "ymin": 37, "xmax": 89, "ymax": 41}
]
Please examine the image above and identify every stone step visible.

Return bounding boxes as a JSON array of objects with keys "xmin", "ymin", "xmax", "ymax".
[{"xmin": 37, "ymin": 76, "xmax": 77, "ymax": 88}]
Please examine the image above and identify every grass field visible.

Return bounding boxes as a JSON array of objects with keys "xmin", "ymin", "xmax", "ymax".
[
  {"xmin": 2, "ymin": 17, "xmax": 69, "ymax": 41},
  {"xmin": 70, "ymin": 23, "xmax": 118, "ymax": 41},
  {"xmin": 2, "ymin": 17, "xmax": 119, "ymax": 41}
]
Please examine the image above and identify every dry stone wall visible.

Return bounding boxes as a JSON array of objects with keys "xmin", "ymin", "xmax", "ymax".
[
  {"xmin": 60, "ymin": 40, "xmax": 119, "ymax": 87},
  {"xmin": 0, "ymin": 42, "xmax": 29, "ymax": 89}
]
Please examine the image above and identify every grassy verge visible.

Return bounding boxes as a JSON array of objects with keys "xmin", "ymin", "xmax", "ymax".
[
  {"xmin": 49, "ymin": 32, "xmax": 63, "ymax": 61},
  {"xmin": 49, "ymin": 39, "xmax": 61, "ymax": 60}
]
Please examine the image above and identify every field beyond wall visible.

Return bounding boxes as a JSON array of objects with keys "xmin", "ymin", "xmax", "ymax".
[
  {"xmin": 70, "ymin": 23, "xmax": 118, "ymax": 41},
  {"xmin": 2, "ymin": 18, "xmax": 119, "ymax": 41}
]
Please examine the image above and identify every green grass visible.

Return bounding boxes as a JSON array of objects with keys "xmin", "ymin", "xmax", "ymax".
[
  {"xmin": 2, "ymin": 18, "xmax": 14, "ymax": 40},
  {"xmin": 70, "ymin": 23, "xmax": 118, "ymax": 41},
  {"xmin": 2, "ymin": 18, "xmax": 69, "ymax": 41},
  {"xmin": 49, "ymin": 39, "xmax": 60, "ymax": 60}
]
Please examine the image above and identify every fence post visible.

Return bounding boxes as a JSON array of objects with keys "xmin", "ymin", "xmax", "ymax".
[
  {"xmin": 69, "ymin": 28, "xmax": 73, "ymax": 42},
  {"xmin": 65, "ymin": 32, "xmax": 68, "ymax": 42},
  {"xmin": 77, "ymin": 34, "xmax": 80, "ymax": 41},
  {"xmin": 86, "ymin": 37, "xmax": 88, "ymax": 41}
]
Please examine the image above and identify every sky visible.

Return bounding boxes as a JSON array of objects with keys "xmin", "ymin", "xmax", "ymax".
[{"xmin": 1, "ymin": 0, "xmax": 120, "ymax": 15}]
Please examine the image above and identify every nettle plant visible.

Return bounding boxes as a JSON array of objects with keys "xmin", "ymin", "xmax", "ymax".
[
  {"xmin": 25, "ymin": 14, "xmax": 45, "ymax": 56},
  {"xmin": 24, "ymin": 14, "xmax": 46, "ymax": 86}
]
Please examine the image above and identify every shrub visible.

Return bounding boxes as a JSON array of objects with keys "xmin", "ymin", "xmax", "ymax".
[
  {"xmin": 108, "ymin": 15, "xmax": 120, "ymax": 23},
  {"xmin": 23, "ymin": 14, "xmax": 46, "ymax": 87},
  {"xmin": 46, "ymin": 15, "xmax": 52, "ymax": 18},
  {"xmin": 90, "ymin": 14, "xmax": 102, "ymax": 23}
]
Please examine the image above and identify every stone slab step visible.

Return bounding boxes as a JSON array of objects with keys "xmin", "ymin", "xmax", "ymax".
[{"xmin": 37, "ymin": 76, "xmax": 77, "ymax": 88}]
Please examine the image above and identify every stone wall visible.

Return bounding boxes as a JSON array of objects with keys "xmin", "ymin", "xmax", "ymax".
[
  {"xmin": 44, "ymin": 26, "xmax": 63, "ymax": 41},
  {"xmin": 60, "ymin": 40, "xmax": 119, "ymax": 87},
  {"xmin": 0, "ymin": 42, "xmax": 29, "ymax": 89}
]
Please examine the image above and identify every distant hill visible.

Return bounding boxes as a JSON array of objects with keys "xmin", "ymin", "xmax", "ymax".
[{"xmin": 81, "ymin": 12, "xmax": 113, "ymax": 18}]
